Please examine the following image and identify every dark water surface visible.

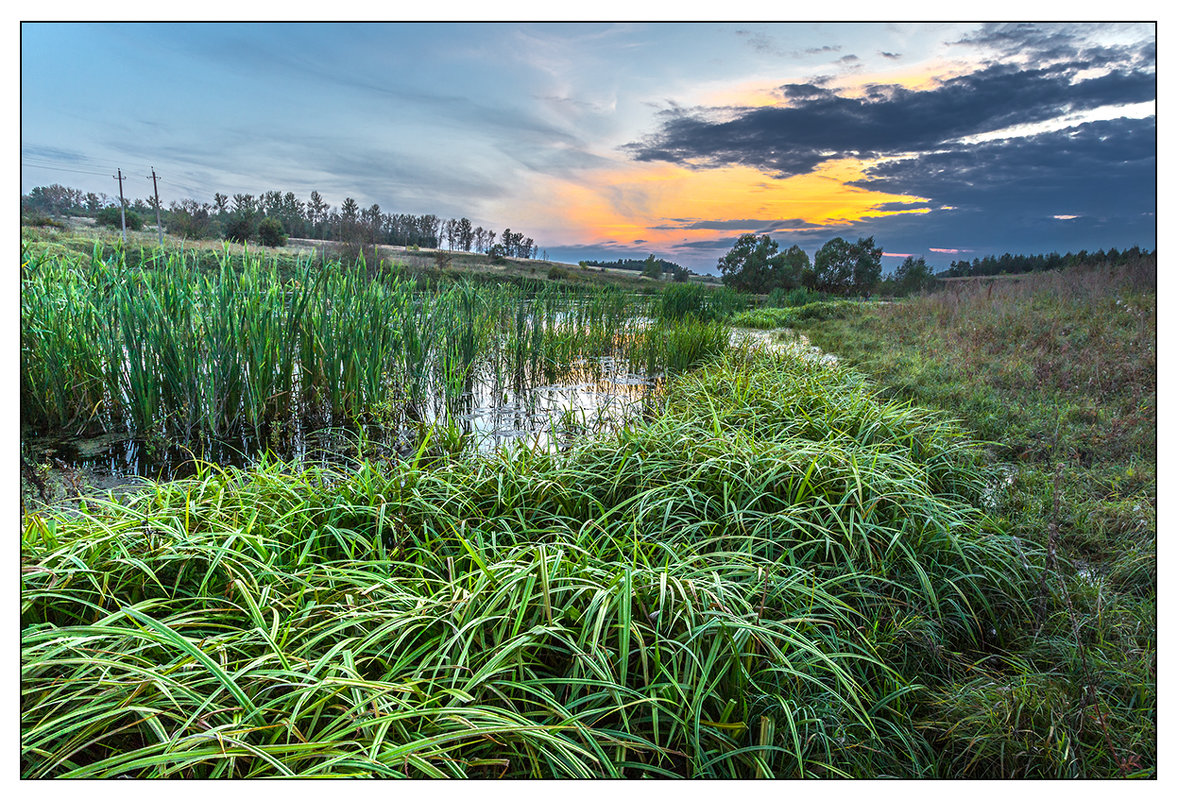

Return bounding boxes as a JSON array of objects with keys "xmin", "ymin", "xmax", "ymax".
[{"xmin": 24, "ymin": 357, "xmax": 660, "ymax": 500}]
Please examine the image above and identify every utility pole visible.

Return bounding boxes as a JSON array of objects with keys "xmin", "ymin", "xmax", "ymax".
[
  {"xmin": 113, "ymin": 168, "xmax": 127, "ymax": 242},
  {"xmin": 149, "ymin": 167, "xmax": 163, "ymax": 248}
]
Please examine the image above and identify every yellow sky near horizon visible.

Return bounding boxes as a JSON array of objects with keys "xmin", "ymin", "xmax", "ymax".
[{"xmin": 518, "ymin": 156, "xmax": 931, "ymax": 250}]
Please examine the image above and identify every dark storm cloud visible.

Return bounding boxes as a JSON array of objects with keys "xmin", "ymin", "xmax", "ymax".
[
  {"xmin": 852, "ymin": 116, "xmax": 1155, "ymax": 215},
  {"xmin": 837, "ymin": 117, "xmax": 1155, "ymax": 260},
  {"xmin": 625, "ymin": 62, "xmax": 1154, "ymax": 178},
  {"xmin": 669, "ymin": 238, "xmax": 744, "ymax": 250}
]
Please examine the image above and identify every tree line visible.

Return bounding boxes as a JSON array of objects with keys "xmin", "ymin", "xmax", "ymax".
[
  {"xmin": 580, "ymin": 256, "xmax": 691, "ymax": 281},
  {"xmin": 21, "ymin": 183, "xmax": 542, "ymax": 259},
  {"xmin": 941, "ymin": 246, "xmax": 1153, "ymax": 278},
  {"xmin": 718, "ymin": 233, "xmax": 1155, "ymax": 297}
]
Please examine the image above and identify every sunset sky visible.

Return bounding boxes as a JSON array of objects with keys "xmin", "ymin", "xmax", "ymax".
[{"xmin": 21, "ymin": 21, "xmax": 1156, "ymax": 272}]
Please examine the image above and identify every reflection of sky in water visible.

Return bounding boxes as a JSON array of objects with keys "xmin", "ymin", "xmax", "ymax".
[{"xmin": 28, "ymin": 355, "xmax": 660, "ymax": 482}]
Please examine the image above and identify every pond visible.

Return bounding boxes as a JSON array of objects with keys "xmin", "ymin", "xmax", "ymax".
[{"xmin": 22, "ymin": 355, "xmax": 661, "ymax": 510}]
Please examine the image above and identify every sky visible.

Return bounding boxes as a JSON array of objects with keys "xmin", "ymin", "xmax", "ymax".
[{"xmin": 20, "ymin": 21, "xmax": 1156, "ymax": 273}]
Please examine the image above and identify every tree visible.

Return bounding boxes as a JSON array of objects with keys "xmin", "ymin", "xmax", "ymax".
[
  {"xmin": 231, "ymin": 193, "xmax": 256, "ymax": 216},
  {"xmin": 167, "ymin": 199, "xmax": 215, "ymax": 239},
  {"xmin": 813, "ymin": 236, "xmax": 882, "ymax": 296},
  {"xmin": 641, "ymin": 254, "xmax": 662, "ymax": 279},
  {"xmin": 340, "ymin": 197, "xmax": 360, "ymax": 243},
  {"xmin": 456, "ymin": 217, "xmax": 474, "ymax": 252},
  {"xmin": 223, "ymin": 214, "xmax": 255, "ymax": 244},
  {"xmin": 307, "ymin": 191, "xmax": 329, "ymax": 238},
  {"xmin": 894, "ymin": 255, "xmax": 935, "ymax": 295},
  {"xmin": 717, "ymin": 234, "xmax": 788, "ymax": 293},
  {"xmin": 778, "ymin": 244, "xmax": 810, "ymax": 291},
  {"xmin": 849, "ymin": 236, "xmax": 883, "ymax": 296},
  {"xmin": 257, "ymin": 216, "xmax": 287, "ymax": 247}
]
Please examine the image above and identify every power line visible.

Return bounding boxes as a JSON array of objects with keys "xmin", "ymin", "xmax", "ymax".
[{"xmin": 21, "ymin": 161, "xmax": 116, "ymax": 178}]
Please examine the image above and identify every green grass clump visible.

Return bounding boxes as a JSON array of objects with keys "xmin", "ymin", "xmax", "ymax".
[
  {"xmin": 766, "ymin": 287, "xmax": 828, "ymax": 308},
  {"xmin": 22, "ymin": 349, "xmax": 1031, "ymax": 778},
  {"xmin": 656, "ymin": 283, "xmax": 750, "ymax": 323},
  {"xmin": 731, "ymin": 300, "xmax": 862, "ymax": 330}
]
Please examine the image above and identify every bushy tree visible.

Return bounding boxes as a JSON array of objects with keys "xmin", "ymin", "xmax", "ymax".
[
  {"xmin": 257, "ymin": 216, "xmax": 287, "ymax": 247},
  {"xmin": 778, "ymin": 244, "xmax": 810, "ymax": 291},
  {"xmin": 895, "ymin": 255, "xmax": 936, "ymax": 295},
  {"xmin": 223, "ymin": 214, "xmax": 255, "ymax": 244},
  {"xmin": 813, "ymin": 236, "xmax": 882, "ymax": 296},
  {"xmin": 718, "ymin": 234, "xmax": 782, "ymax": 293}
]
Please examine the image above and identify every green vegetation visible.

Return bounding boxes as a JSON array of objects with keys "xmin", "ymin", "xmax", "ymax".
[
  {"xmin": 19, "ymin": 229, "xmax": 1156, "ymax": 778},
  {"xmin": 943, "ymin": 246, "xmax": 1153, "ymax": 278},
  {"xmin": 765, "ymin": 286, "xmax": 828, "ymax": 308},
  {"xmin": 810, "ymin": 236, "xmax": 882, "ymax": 298},
  {"xmin": 21, "ymin": 243, "xmax": 734, "ymax": 443},
  {"xmin": 23, "ymin": 348, "xmax": 1031, "ymax": 778},
  {"xmin": 95, "ymin": 205, "xmax": 143, "ymax": 231},
  {"xmin": 583, "ymin": 255, "xmax": 688, "ymax": 279},
  {"xmin": 256, "ymin": 216, "xmax": 287, "ymax": 247},
  {"xmin": 717, "ymin": 234, "xmax": 810, "ymax": 294},
  {"xmin": 789, "ymin": 257, "xmax": 1157, "ymax": 777},
  {"xmin": 731, "ymin": 300, "xmax": 862, "ymax": 330},
  {"xmin": 656, "ymin": 282, "xmax": 749, "ymax": 322},
  {"xmin": 22, "ymin": 183, "xmax": 540, "ymax": 260}
]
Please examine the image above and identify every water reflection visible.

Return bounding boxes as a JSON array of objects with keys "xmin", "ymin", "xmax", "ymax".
[{"xmin": 25, "ymin": 356, "xmax": 660, "ymax": 483}]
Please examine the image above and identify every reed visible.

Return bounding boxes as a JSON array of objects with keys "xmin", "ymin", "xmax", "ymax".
[{"xmin": 22, "ymin": 247, "xmax": 670, "ymax": 443}]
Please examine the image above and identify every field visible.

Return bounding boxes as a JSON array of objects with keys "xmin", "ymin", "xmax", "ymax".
[{"xmin": 19, "ymin": 237, "xmax": 1156, "ymax": 778}]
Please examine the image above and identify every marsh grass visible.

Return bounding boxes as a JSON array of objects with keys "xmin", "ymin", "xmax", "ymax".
[
  {"xmin": 22, "ymin": 246, "xmax": 716, "ymax": 448},
  {"xmin": 22, "ymin": 349, "xmax": 1031, "ymax": 778}
]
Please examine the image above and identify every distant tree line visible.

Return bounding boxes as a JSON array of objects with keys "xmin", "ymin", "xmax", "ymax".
[
  {"xmin": 718, "ymin": 233, "xmax": 1156, "ymax": 297},
  {"xmin": 582, "ymin": 256, "xmax": 690, "ymax": 281},
  {"xmin": 21, "ymin": 182, "xmax": 541, "ymax": 258},
  {"xmin": 940, "ymin": 246, "xmax": 1153, "ymax": 278}
]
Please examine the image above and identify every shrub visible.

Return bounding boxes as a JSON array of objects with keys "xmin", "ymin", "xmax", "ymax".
[
  {"xmin": 547, "ymin": 266, "xmax": 570, "ymax": 281},
  {"xmin": 222, "ymin": 215, "xmax": 255, "ymax": 244},
  {"xmin": 256, "ymin": 216, "xmax": 287, "ymax": 247},
  {"xmin": 95, "ymin": 206, "xmax": 143, "ymax": 231},
  {"xmin": 21, "ymin": 214, "xmax": 64, "ymax": 229}
]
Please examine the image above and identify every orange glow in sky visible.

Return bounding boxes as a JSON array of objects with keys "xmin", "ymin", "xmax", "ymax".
[{"xmin": 514, "ymin": 156, "xmax": 930, "ymax": 250}]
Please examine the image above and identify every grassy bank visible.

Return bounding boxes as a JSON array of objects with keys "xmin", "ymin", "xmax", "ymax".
[
  {"xmin": 23, "ymin": 348, "xmax": 1032, "ymax": 778},
  {"xmin": 789, "ymin": 258, "xmax": 1156, "ymax": 777}
]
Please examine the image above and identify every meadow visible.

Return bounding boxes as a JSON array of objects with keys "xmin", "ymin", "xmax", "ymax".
[
  {"xmin": 19, "ymin": 239, "xmax": 1156, "ymax": 778},
  {"xmin": 789, "ymin": 258, "xmax": 1157, "ymax": 777}
]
